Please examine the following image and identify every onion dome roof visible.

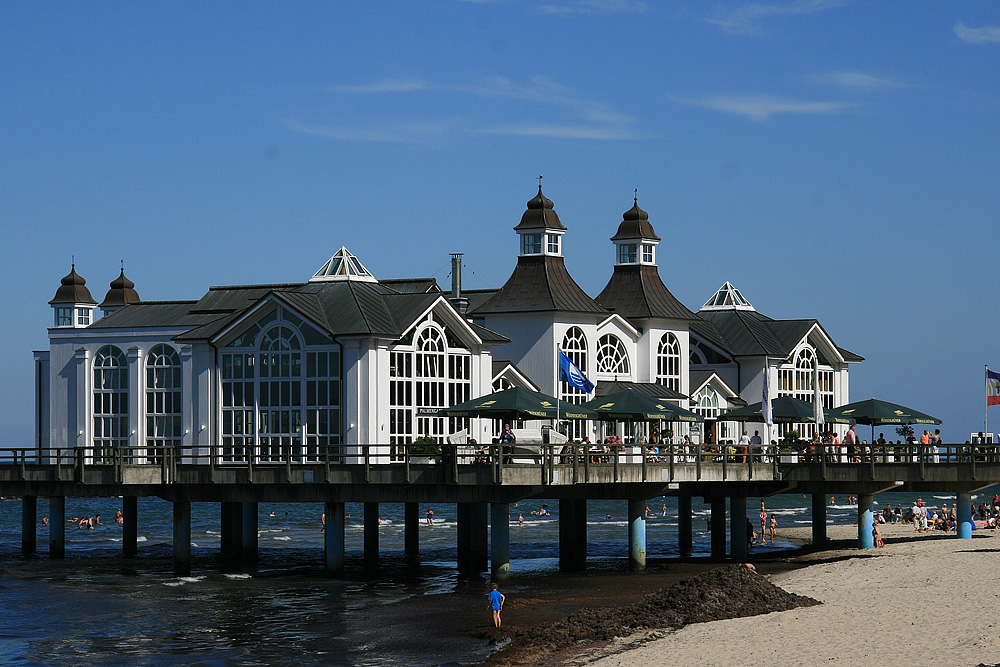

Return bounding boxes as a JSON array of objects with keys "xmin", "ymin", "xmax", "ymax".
[
  {"xmin": 49, "ymin": 264, "xmax": 97, "ymax": 305},
  {"xmin": 610, "ymin": 197, "xmax": 661, "ymax": 242},
  {"xmin": 513, "ymin": 186, "xmax": 567, "ymax": 232},
  {"xmin": 100, "ymin": 268, "xmax": 141, "ymax": 308}
]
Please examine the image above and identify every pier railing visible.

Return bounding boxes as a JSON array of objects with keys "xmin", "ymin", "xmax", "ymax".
[{"xmin": 0, "ymin": 443, "xmax": 997, "ymax": 487}]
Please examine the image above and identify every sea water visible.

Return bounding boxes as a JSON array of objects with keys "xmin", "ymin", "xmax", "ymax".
[{"xmin": 0, "ymin": 487, "xmax": 994, "ymax": 666}]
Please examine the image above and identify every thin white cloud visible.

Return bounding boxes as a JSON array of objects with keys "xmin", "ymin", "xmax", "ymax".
[
  {"xmin": 539, "ymin": 0, "xmax": 647, "ymax": 16},
  {"xmin": 286, "ymin": 75, "xmax": 639, "ymax": 142},
  {"xmin": 709, "ymin": 0, "xmax": 847, "ymax": 35},
  {"xmin": 326, "ymin": 78, "xmax": 428, "ymax": 94},
  {"xmin": 810, "ymin": 71, "xmax": 905, "ymax": 90},
  {"xmin": 954, "ymin": 21, "xmax": 1000, "ymax": 44},
  {"xmin": 671, "ymin": 94, "xmax": 855, "ymax": 121}
]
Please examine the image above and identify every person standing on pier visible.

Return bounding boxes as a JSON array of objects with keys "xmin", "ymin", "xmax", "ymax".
[{"xmin": 488, "ymin": 582, "xmax": 505, "ymax": 628}]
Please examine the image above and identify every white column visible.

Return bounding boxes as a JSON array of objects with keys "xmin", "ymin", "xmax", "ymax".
[
  {"xmin": 74, "ymin": 348, "xmax": 91, "ymax": 458},
  {"xmin": 128, "ymin": 346, "xmax": 143, "ymax": 460},
  {"xmin": 180, "ymin": 345, "xmax": 195, "ymax": 458}
]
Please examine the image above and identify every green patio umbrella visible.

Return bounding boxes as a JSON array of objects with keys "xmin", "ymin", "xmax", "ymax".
[
  {"xmin": 717, "ymin": 396, "xmax": 854, "ymax": 424},
  {"xmin": 580, "ymin": 389, "xmax": 703, "ymax": 422},
  {"xmin": 436, "ymin": 386, "xmax": 595, "ymax": 420},
  {"xmin": 826, "ymin": 398, "xmax": 942, "ymax": 426}
]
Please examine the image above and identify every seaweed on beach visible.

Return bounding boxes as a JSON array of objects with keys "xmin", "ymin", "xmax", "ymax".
[{"xmin": 480, "ymin": 564, "xmax": 820, "ymax": 666}]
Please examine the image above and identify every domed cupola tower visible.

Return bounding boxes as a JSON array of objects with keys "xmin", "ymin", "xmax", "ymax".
[
  {"xmin": 99, "ymin": 265, "xmax": 141, "ymax": 317},
  {"xmin": 48, "ymin": 264, "xmax": 97, "ymax": 328},
  {"xmin": 596, "ymin": 197, "xmax": 698, "ymax": 321},
  {"xmin": 513, "ymin": 185, "xmax": 567, "ymax": 257}
]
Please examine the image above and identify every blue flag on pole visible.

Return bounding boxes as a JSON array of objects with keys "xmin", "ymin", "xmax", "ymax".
[{"xmin": 559, "ymin": 350, "xmax": 595, "ymax": 393}]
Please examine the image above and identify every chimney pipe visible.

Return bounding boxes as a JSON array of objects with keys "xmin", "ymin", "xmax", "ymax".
[{"xmin": 449, "ymin": 253, "xmax": 469, "ymax": 315}]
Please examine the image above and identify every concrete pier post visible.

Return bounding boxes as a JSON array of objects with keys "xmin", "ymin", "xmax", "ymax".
[
  {"xmin": 49, "ymin": 496, "xmax": 65, "ymax": 559},
  {"xmin": 123, "ymin": 496, "xmax": 138, "ymax": 557},
  {"xmin": 404, "ymin": 502, "xmax": 419, "ymax": 555},
  {"xmin": 730, "ymin": 496, "xmax": 747, "ymax": 563},
  {"xmin": 627, "ymin": 499, "xmax": 646, "ymax": 572},
  {"xmin": 470, "ymin": 503, "xmax": 489, "ymax": 573},
  {"xmin": 678, "ymin": 495, "xmax": 692, "ymax": 554},
  {"xmin": 457, "ymin": 503, "xmax": 471, "ymax": 573},
  {"xmin": 242, "ymin": 501, "xmax": 259, "ymax": 568},
  {"xmin": 490, "ymin": 502, "xmax": 510, "ymax": 580},
  {"xmin": 559, "ymin": 499, "xmax": 587, "ymax": 571},
  {"xmin": 811, "ymin": 494, "xmax": 827, "ymax": 545},
  {"xmin": 710, "ymin": 499, "xmax": 727, "ymax": 561},
  {"xmin": 324, "ymin": 501, "xmax": 346, "ymax": 575},
  {"xmin": 363, "ymin": 502, "xmax": 379, "ymax": 562},
  {"xmin": 957, "ymin": 491, "xmax": 973, "ymax": 539},
  {"xmin": 858, "ymin": 494, "xmax": 875, "ymax": 549},
  {"xmin": 173, "ymin": 500, "xmax": 192, "ymax": 576},
  {"xmin": 220, "ymin": 501, "xmax": 235, "ymax": 558},
  {"xmin": 21, "ymin": 496, "xmax": 36, "ymax": 556}
]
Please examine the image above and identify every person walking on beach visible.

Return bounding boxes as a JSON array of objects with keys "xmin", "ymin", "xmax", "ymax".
[
  {"xmin": 488, "ymin": 582, "xmax": 505, "ymax": 628},
  {"xmin": 759, "ymin": 502, "xmax": 767, "ymax": 543},
  {"xmin": 873, "ymin": 516, "xmax": 884, "ymax": 547}
]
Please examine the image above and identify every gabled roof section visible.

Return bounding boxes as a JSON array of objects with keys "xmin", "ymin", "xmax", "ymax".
[
  {"xmin": 594, "ymin": 380, "xmax": 687, "ymax": 401},
  {"xmin": 689, "ymin": 370, "xmax": 743, "ymax": 403},
  {"xmin": 189, "ymin": 284, "xmax": 303, "ymax": 314},
  {"xmin": 694, "ymin": 309, "xmax": 862, "ymax": 363},
  {"xmin": 700, "ymin": 281, "xmax": 754, "ymax": 311},
  {"xmin": 595, "ymin": 264, "xmax": 699, "ymax": 321},
  {"xmin": 87, "ymin": 301, "xmax": 213, "ymax": 329},
  {"xmin": 380, "ymin": 278, "xmax": 442, "ymax": 294},
  {"xmin": 492, "ymin": 360, "xmax": 539, "ymax": 390},
  {"xmin": 469, "ymin": 255, "xmax": 609, "ymax": 316},
  {"xmin": 310, "ymin": 246, "xmax": 377, "ymax": 283}
]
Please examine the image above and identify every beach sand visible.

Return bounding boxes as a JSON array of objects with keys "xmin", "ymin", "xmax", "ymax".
[{"xmin": 574, "ymin": 524, "xmax": 1000, "ymax": 667}]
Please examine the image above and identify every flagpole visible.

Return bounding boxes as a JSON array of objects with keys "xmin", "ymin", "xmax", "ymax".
[{"xmin": 986, "ymin": 365, "xmax": 989, "ymax": 438}]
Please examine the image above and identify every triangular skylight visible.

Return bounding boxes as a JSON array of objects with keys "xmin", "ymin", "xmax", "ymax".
[
  {"xmin": 309, "ymin": 246, "xmax": 378, "ymax": 283},
  {"xmin": 700, "ymin": 281, "xmax": 755, "ymax": 311}
]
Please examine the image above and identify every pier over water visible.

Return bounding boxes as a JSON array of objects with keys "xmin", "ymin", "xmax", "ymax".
[{"xmin": 2, "ymin": 443, "xmax": 997, "ymax": 576}]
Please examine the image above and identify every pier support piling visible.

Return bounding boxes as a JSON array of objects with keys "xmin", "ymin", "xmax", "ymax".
[
  {"xmin": 363, "ymin": 502, "xmax": 379, "ymax": 562},
  {"xmin": 730, "ymin": 496, "xmax": 747, "ymax": 563},
  {"xmin": 470, "ymin": 503, "xmax": 489, "ymax": 573},
  {"xmin": 324, "ymin": 501, "xmax": 346, "ymax": 575},
  {"xmin": 559, "ymin": 499, "xmax": 587, "ymax": 571},
  {"xmin": 404, "ymin": 502, "xmax": 419, "ymax": 555},
  {"xmin": 811, "ymin": 494, "xmax": 827, "ymax": 546},
  {"xmin": 123, "ymin": 496, "xmax": 138, "ymax": 557},
  {"xmin": 241, "ymin": 502, "xmax": 258, "ymax": 568},
  {"xmin": 678, "ymin": 495, "xmax": 692, "ymax": 555},
  {"xmin": 48, "ymin": 496, "xmax": 65, "ymax": 559},
  {"xmin": 627, "ymin": 499, "xmax": 646, "ymax": 572},
  {"xmin": 21, "ymin": 496, "xmax": 36, "ymax": 556},
  {"xmin": 858, "ymin": 494, "xmax": 875, "ymax": 549},
  {"xmin": 490, "ymin": 503, "xmax": 510, "ymax": 580},
  {"xmin": 173, "ymin": 500, "xmax": 192, "ymax": 576},
  {"xmin": 957, "ymin": 491, "xmax": 973, "ymax": 539},
  {"xmin": 456, "ymin": 504, "xmax": 470, "ymax": 572},
  {"xmin": 709, "ymin": 499, "xmax": 727, "ymax": 561}
]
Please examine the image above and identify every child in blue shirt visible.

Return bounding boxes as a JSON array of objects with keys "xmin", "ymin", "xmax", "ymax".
[{"xmin": 488, "ymin": 582, "xmax": 505, "ymax": 628}]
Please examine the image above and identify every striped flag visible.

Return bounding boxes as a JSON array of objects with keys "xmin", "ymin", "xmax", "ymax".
[{"xmin": 988, "ymin": 368, "xmax": 1000, "ymax": 406}]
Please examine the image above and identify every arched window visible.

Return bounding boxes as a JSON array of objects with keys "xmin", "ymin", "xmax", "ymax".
[
  {"xmin": 93, "ymin": 345, "xmax": 128, "ymax": 462},
  {"xmin": 389, "ymin": 319, "xmax": 472, "ymax": 456},
  {"xmin": 146, "ymin": 344, "xmax": 181, "ymax": 462},
  {"xmin": 597, "ymin": 334, "xmax": 630, "ymax": 375},
  {"xmin": 560, "ymin": 327, "xmax": 589, "ymax": 439},
  {"xmin": 221, "ymin": 308, "xmax": 341, "ymax": 464},
  {"xmin": 493, "ymin": 376, "xmax": 514, "ymax": 392},
  {"xmin": 656, "ymin": 333, "xmax": 681, "ymax": 392},
  {"xmin": 695, "ymin": 385, "xmax": 718, "ymax": 418}
]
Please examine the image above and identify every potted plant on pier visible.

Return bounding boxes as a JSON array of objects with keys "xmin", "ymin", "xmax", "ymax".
[
  {"xmin": 780, "ymin": 430, "xmax": 800, "ymax": 464},
  {"xmin": 410, "ymin": 436, "xmax": 439, "ymax": 464}
]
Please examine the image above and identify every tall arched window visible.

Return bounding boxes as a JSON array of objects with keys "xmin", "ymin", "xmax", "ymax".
[
  {"xmin": 656, "ymin": 333, "xmax": 681, "ymax": 392},
  {"xmin": 389, "ymin": 318, "xmax": 472, "ymax": 456},
  {"xmin": 561, "ymin": 327, "xmax": 589, "ymax": 439},
  {"xmin": 221, "ymin": 307, "xmax": 341, "ymax": 463},
  {"xmin": 597, "ymin": 334, "xmax": 630, "ymax": 375},
  {"xmin": 94, "ymin": 345, "xmax": 128, "ymax": 462},
  {"xmin": 146, "ymin": 344, "xmax": 181, "ymax": 462}
]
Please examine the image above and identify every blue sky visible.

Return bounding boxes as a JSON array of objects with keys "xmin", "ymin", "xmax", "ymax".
[{"xmin": 3, "ymin": 1, "xmax": 999, "ymax": 445}]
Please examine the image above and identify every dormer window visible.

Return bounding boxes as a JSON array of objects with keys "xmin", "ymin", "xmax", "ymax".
[
  {"xmin": 642, "ymin": 244, "xmax": 655, "ymax": 264},
  {"xmin": 546, "ymin": 234, "xmax": 560, "ymax": 254},
  {"xmin": 77, "ymin": 309, "xmax": 91, "ymax": 326},
  {"xmin": 522, "ymin": 233, "xmax": 542, "ymax": 255},
  {"xmin": 55, "ymin": 307, "xmax": 73, "ymax": 327},
  {"xmin": 618, "ymin": 243, "xmax": 638, "ymax": 264}
]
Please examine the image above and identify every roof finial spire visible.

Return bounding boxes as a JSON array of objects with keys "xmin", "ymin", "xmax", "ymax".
[
  {"xmin": 634, "ymin": 188, "xmax": 638, "ymax": 205},
  {"xmin": 71, "ymin": 254, "xmax": 75, "ymax": 269},
  {"xmin": 537, "ymin": 174, "xmax": 543, "ymax": 191}
]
